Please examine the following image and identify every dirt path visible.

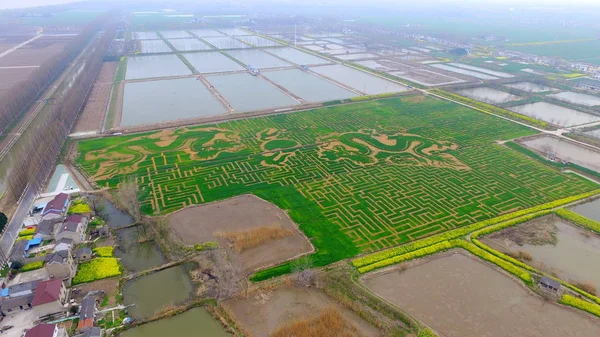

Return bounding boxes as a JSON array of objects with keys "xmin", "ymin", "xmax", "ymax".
[{"xmin": 73, "ymin": 61, "xmax": 117, "ymax": 132}]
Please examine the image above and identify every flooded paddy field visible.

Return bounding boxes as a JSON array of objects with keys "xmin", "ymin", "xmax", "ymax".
[
  {"xmin": 125, "ymin": 54, "xmax": 191, "ymax": 80},
  {"xmin": 263, "ymin": 47, "xmax": 331, "ymax": 65},
  {"xmin": 122, "ymin": 78, "xmax": 227, "ymax": 126},
  {"xmin": 168, "ymin": 38, "xmax": 212, "ymax": 52},
  {"xmin": 235, "ymin": 35, "xmax": 282, "ymax": 47},
  {"xmin": 355, "ymin": 59, "xmax": 414, "ymax": 72},
  {"xmin": 225, "ymin": 49, "xmax": 291, "ymax": 69},
  {"xmin": 571, "ymin": 198, "xmax": 600, "ymax": 222},
  {"xmin": 304, "ymin": 45, "xmax": 324, "ymax": 52},
  {"xmin": 448, "ymin": 62, "xmax": 513, "ymax": 78},
  {"xmin": 203, "ymin": 36, "xmax": 250, "ymax": 49},
  {"xmin": 481, "ymin": 215, "xmax": 600, "ymax": 290},
  {"xmin": 508, "ymin": 102, "xmax": 600, "ymax": 127},
  {"xmin": 207, "ymin": 73, "xmax": 299, "ymax": 112},
  {"xmin": 505, "ymin": 82, "xmax": 555, "ymax": 92},
  {"xmin": 182, "ymin": 51, "xmax": 245, "ymax": 74},
  {"xmin": 363, "ymin": 253, "xmax": 600, "ymax": 337},
  {"xmin": 335, "ymin": 53, "xmax": 379, "ymax": 60},
  {"xmin": 120, "ymin": 307, "xmax": 230, "ymax": 337},
  {"xmin": 123, "ymin": 264, "xmax": 196, "ymax": 319},
  {"xmin": 224, "ymin": 286, "xmax": 381, "ymax": 337},
  {"xmin": 139, "ymin": 40, "xmax": 172, "ymax": 54},
  {"xmin": 159, "ymin": 30, "xmax": 191, "ymax": 39},
  {"xmin": 217, "ymin": 27, "xmax": 252, "ymax": 36},
  {"xmin": 134, "ymin": 31, "xmax": 159, "ymax": 40},
  {"xmin": 323, "ymin": 48, "xmax": 365, "ymax": 55},
  {"xmin": 431, "ymin": 63, "xmax": 498, "ymax": 80},
  {"xmin": 310, "ymin": 64, "xmax": 408, "ymax": 94},
  {"xmin": 188, "ymin": 28, "xmax": 224, "ymax": 37},
  {"xmin": 456, "ymin": 87, "xmax": 521, "ymax": 104},
  {"xmin": 392, "ymin": 69, "xmax": 464, "ymax": 86},
  {"xmin": 521, "ymin": 135, "xmax": 600, "ymax": 171},
  {"xmin": 263, "ymin": 68, "xmax": 358, "ymax": 103},
  {"xmin": 549, "ymin": 91, "xmax": 600, "ymax": 107}
]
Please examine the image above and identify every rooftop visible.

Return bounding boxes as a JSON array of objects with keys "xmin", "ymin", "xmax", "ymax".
[
  {"xmin": 24, "ymin": 323, "xmax": 56, "ymax": 337},
  {"xmin": 43, "ymin": 193, "xmax": 69, "ymax": 214},
  {"xmin": 35, "ymin": 220, "xmax": 56, "ymax": 236},
  {"xmin": 73, "ymin": 327, "xmax": 102, "ymax": 337},
  {"xmin": 45, "ymin": 250, "xmax": 70, "ymax": 265},
  {"xmin": 32, "ymin": 279, "xmax": 63, "ymax": 306}
]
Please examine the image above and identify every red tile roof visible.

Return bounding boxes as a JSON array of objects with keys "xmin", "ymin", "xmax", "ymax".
[
  {"xmin": 24, "ymin": 324, "xmax": 56, "ymax": 337},
  {"xmin": 43, "ymin": 193, "xmax": 69, "ymax": 215},
  {"xmin": 78, "ymin": 317, "xmax": 94, "ymax": 331},
  {"xmin": 32, "ymin": 279, "xmax": 63, "ymax": 306}
]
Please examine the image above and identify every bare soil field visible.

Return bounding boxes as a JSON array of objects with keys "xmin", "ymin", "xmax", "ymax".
[
  {"xmin": 168, "ymin": 194, "xmax": 313, "ymax": 274},
  {"xmin": 224, "ymin": 286, "xmax": 381, "ymax": 337},
  {"xmin": 0, "ymin": 35, "xmax": 34, "ymax": 53},
  {"xmin": 482, "ymin": 215, "xmax": 600, "ymax": 291},
  {"xmin": 0, "ymin": 36, "xmax": 72, "ymax": 67},
  {"xmin": 71, "ymin": 278, "xmax": 119, "ymax": 307},
  {"xmin": 363, "ymin": 252, "xmax": 600, "ymax": 337},
  {"xmin": 73, "ymin": 61, "xmax": 117, "ymax": 132}
]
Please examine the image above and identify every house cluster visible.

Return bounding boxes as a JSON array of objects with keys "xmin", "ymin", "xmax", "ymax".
[{"xmin": 1, "ymin": 193, "xmax": 105, "ymax": 337}]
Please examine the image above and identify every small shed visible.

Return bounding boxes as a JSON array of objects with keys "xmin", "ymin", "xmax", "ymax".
[
  {"xmin": 540, "ymin": 276, "xmax": 561, "ymax": 292},
  {"xmin": 75, "ymin": 247, "xmax": 92, "ymax": 262}
]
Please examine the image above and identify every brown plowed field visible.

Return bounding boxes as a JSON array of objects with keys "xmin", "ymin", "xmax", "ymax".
[{"xmin": 73, "ymin": 61, "xmax": 117, "ymax": 132}]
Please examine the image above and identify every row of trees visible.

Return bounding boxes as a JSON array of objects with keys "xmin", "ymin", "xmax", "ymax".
[
  {"xmin": 1, "ymin": 13, "xmax": 117, "ymax": 205},
  {"xmin": 0, "ymin": 13, "xmax": 111, "ymax": 137}
]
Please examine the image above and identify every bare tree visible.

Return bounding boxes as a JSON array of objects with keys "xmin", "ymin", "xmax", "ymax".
[
  {"xmin": 540, "ymin": 143, "xmax": 554, "ymax": 158},
  {"xmin": 292, "ymin": 256, "xmax": 315, "ymax": 288},
  {"xmin": 116, "ymin": 175, "xmax": 142, "ymax": 221}
]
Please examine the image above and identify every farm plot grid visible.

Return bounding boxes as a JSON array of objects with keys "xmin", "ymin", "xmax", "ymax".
[{"xmin": 76, "ymin": 96, "xmax": 597, "ymax": 256}]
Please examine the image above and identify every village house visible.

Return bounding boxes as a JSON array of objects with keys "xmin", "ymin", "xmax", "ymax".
[
  {"xmin": 32, "ymin": 279, "xmax": 68, "ymax": 316},
  {"xmin": 77, "ymin": 295, "xmax": 97, "ymax": 332},
  {"xmin": 75, "ymin": 247, "xmax": 92, "ymax": 262},
  {"xmin": 540, "ymin": 276, "xmax": 561, "ymax": 293},
  {"xmin": 54, "ymin": 238, "xmax": 73, "ymax": 252},
  {"xmin": 41, "ymin": 193, "xmax": 70, "ymax": 221},
  {"xmin": 24, "ymin": 323, "xmax": 68, "ymax": 337},
  {"xmin": 34, "ymin": 220, "xmax": 57, "ymax": 241},
  {"xmin": 45, "ymin": 250, "xmax": 76, "ymax": 281},
  {"xmin": 0, "ymin": 280, "xmax": 38, "ymax": 315},
  {"xmin": 55, "ymin": 214, "xmax": 88, "ymax": 244}
]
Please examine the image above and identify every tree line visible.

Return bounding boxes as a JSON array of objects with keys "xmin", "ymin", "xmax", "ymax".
[{"xmin": 1, "ymin": 12, "xmax": 117, "ymax": 205}]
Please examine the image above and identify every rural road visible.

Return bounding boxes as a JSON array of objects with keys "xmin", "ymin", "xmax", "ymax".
[{"xmin": 0, "ymin": 187, "xmax": 36, "ymax": 263}]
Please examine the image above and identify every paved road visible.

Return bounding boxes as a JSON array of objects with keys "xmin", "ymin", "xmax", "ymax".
[{"xmin": 0, "ymin": 187, "xmax": 36, "ymax": 263}]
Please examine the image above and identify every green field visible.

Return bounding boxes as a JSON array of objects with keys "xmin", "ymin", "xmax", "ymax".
[
  {"xmin": 75, "ymin": 96, "xmax": 597, "ymax": 266},
  {"xmin": 507, "ymin": 40, "xmax": 600, "ymax": 65}
]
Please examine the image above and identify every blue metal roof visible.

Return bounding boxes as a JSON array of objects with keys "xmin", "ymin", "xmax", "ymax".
[
  {"xmin": 25, "ymin": 237, "xmax": 43, "ymax": 251},
  {"xmin": 0, "ymin": 288, "xmax": 8, "ymax": 297}
]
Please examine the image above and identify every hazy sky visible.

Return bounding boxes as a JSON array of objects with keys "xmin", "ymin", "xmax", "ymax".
[{"xmin": 1, "ymin": 0, "xmax": 599, "ymax": 11}]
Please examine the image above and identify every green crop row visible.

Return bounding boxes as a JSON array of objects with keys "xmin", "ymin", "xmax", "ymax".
[
  {"xmin": 18, "ymin": 228, "xmax": 35, "ymax": 237},
  {"xmin": 429, "ymin": 89, "xmax": 549, "ymax": 128},
  {"xmin": 21, "ymin": 261, "xmax": 44, "ymax": 272},
  {"xmin": 350, "ymin": 92, "xmax": 399, "ymax": 102},
  {"xmin": 560, "ymin": 294, "xmax": 600, "ymax": 318},
  {"xmin": 554, "ymin": 208, "xmax": 600, "ymax": 233},
  {"xmin": 352, "ymin": 190, "xmax": 600, "ymax": 270}
]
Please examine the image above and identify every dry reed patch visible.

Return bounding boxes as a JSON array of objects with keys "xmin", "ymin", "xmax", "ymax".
[
  {"xmin": 270, "ymin": 307, "xmax": 364, "ymax": 337},
  {"xmin": 216, "ymin": 225, "xmax": 294, "ymax": 252}
]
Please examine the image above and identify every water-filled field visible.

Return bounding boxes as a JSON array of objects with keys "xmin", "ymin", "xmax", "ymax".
[
  {"xmin": 226, "ymin": 49, "xmax": 291, "ymax": 68},
  {"xmin": 120, "ymin": 308, "xmax": 230, "ymax": 337},
  {"xmin": 311, "ymin": 64, "xmax": 408, "ymax": 94},
  {"xmin": 126, "ymin": 54, "xmax": 191, "ymax": 80},
  {"xmin": 182, "ymin": 51, "xmax": 245, "ymax": 74},
  {"xmin": 431, "ymin": 63, "xmax": 498, "ymax": 80},
  {"xmin": 235, "ymin": 35, "xmax": 283, "ymax": 47},
  {"xmin": 122, "ymin": 78, "xmax": 227, "ymax": 126},
  {"xmin": 335, "ymin": 53, "xmax": 380, "ymax": 60},
  {"xmin": 521, "ymin": 135, "xmax": 600, "ymax": 171},
  {"xmin": 505, "ymin": 82, "xmax": 555, "ymax": 92},
  {"xmin": 263, "ymin": 68, "xmax": 358, "ymax": 102},
  {"xmin": 188, "ymin": 28, "xmax": 224, "ymax": 37},
  {"xmin": 159, "ymin": 30, "xmax": 191, "ymax": 39},
  {"xmin": 202, "ymin": 36, "xmax": 250, "ymax": 49},
  {"xmin": 448, "ymin": 62, "xmax": 513, "ymax": 78},
  {"xmin": 508, "ymin": 102, "xmax": 600, "ymax": 127},
  {"xmin": 206, "ymin": 73, "xmax": 299, "ymax": 111},
  {"xmin": 168, "ymin": 38, "xmax": 212, "ymax": 52},
  {"xmin": 139, "ymin": 40, "xmax": 172, "ymax": 53},
  {"xmin": 217, "ymin": 27, "xmax": 252, "ymax": 36},
  {"xmin": 134, "ymin": 31, "xmax": 159, "ymax": 40},
  {"xmin": 264, "ymin": 47, "xmax": 331, "ymax": 65},
  {"xmin": 549, "ymin": 91, "xmax": 600, "ymax": 107},
  {"xmin": 456, "ymin": 87, "xmax": 521, "ymax": 104}
]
